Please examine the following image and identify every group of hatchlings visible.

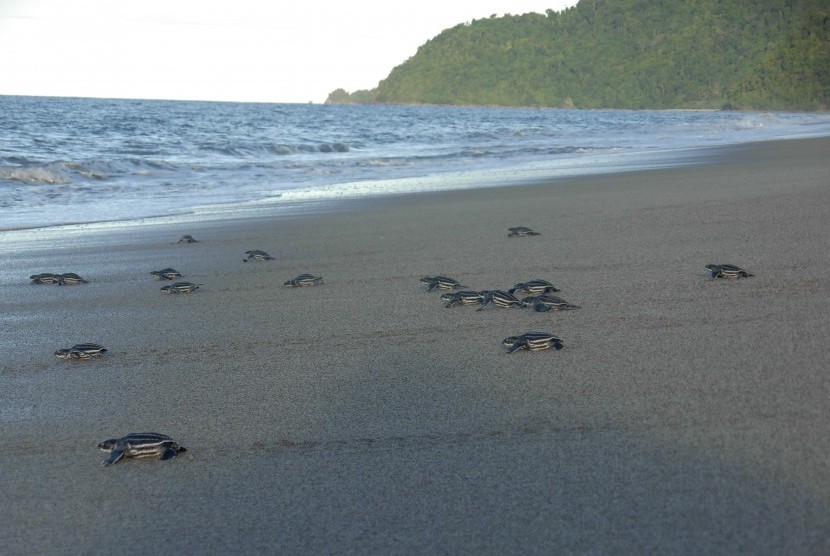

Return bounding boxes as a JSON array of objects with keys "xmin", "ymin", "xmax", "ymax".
[
  {"xmin": 37, "ymin": 234, "xmax": 322, "ymax": 465},
  {"xmin": 423, "ymin": 226, "xmax": 754, "ymax": 354},
  {"xmin": 35, "ymin": 228, "xmax": 753, "ymax": 465},
  {"xmin": 417, "ymin": 227, "xmax": 571, "ymax": 354},
  {"xmin": 421, "ymin": 226, "xmax": 752, "ymax": 353}
]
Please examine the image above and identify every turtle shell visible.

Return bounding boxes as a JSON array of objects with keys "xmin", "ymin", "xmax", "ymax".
[{"xmin": 99, "ymin": 432, "xmax": 187, "ymax": 465}]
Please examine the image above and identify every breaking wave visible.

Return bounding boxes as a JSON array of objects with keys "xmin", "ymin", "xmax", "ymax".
[{"xmin": 0, "ymin": 162, "xmax": 73, "ymax": 185}]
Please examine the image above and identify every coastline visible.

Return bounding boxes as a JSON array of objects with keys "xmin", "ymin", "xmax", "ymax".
[
  {"xmin": 2, "ymin": 137, "xmax": 829, "ymax": 553},
  {"xmin": 4, "ymin": 127, "xmax": 830, "ymax": 235}
]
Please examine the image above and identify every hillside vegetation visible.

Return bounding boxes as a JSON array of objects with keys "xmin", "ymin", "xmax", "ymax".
[{"xmin": 327, "ymin": 0, "xmax": 829, "ymax": 110}]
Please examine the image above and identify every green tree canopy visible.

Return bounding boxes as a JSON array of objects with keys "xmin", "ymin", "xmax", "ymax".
[{"xmin": 327, "ymin": 0, "xmax": 829, "ymax": 110}]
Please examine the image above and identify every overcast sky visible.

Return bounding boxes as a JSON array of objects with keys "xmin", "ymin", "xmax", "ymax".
[{"xmin": 0, "ymin": 0, "xmax": 578, "ymax": 103}]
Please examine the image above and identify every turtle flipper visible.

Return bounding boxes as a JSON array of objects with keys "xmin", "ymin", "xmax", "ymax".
[
  {"xmin": 534, "ymin": 303, "xmax": 551, "ymax": 312},
  {"xmin": 506, "ymin": 342, "xmax": 525, "ymax": 353},
  {"xmin": 444, "ymin": 299, "xmax": 458, "ymax": 308},
  {"xmin": 103, "ymin": 450, "xmax": 125, "ymax": 466},
  {"xmin": 160, "ymin": 446, "xmax": 179, "ymax": 461}
]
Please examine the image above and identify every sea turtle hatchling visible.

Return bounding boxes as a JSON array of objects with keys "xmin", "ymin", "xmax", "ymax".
[
  {"xmin": 243, "ymin": 250, "xmax": 274, "ymax": 262},
  {"xmin": 420, "ymin": 276, "xmax": 464, "ymax": 292},
  {"xmin": 502, "ymin": 332, "xmax": 563, "ymax": 353},
  {"xmin": 150, "ymin": 268, "xmax": 183, "ymax": 280},
  {"xmin": 521, "ymin": 294, "xmax": 580, "ymax": 312},
  {"xmin": 54, "ymin": 343, "xmax": 108, "ymax": 360},
  {"xmin": 30, "ymin": 272, "xmax": 61, "ymax": 284},
  {"xmin": 441, "ymin": 290, "xmax": 485, "ymax": 308},
  {"xmin": 57, "ymin": 272, "xmax": 88, "ymax": 285},
  {"xmin": 177, "ymin": 235, "xmax": 198, "ymax": 243},
  {"xmin": 477, "ymin": 290, "xmax": 522, "ymax": 310},
  {"xmin": 705, "ymin": 264, "xmax": 754, "ymax": 279},
  {"xmin": 284, "ymin": 273, "xmax": 324, "ymax": 287},
  {"xmin": 509, "ymin": 279, "xmax": 560, "ymax": 295},
  {"xmin": 98, "ymin": 432, "xmax": 187, "ymax": 466},
  {"xmin": 507, "ymin": 226, "xmax": 541, "ymax": 237},
  {"xmin": 160, "ymin": 281, "xmax": 201, "ymax": 294}
]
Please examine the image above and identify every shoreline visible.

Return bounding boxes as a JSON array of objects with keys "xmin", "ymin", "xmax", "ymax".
[
  {"xmin": 2, "ymin": 136, "xmax": 829, "ymax": 553},
  {"xmin": 2, "ymin": 134, "xmax": 828, "ymax": 236}
]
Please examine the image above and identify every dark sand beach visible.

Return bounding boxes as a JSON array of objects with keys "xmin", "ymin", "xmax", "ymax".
[{"xmin": 2, "ymin": 138, "xmax": 829, "ymax": 554}]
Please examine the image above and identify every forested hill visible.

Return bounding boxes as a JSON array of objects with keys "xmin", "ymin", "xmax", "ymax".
[{"xmin": 327, "ymin": 0, "xmax": 829, "ymax": 110}]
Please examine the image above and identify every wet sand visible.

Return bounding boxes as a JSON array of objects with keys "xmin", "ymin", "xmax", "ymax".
[{"xmin": 1, "ymin": 137, "xmax": 829, "ymax": 554}]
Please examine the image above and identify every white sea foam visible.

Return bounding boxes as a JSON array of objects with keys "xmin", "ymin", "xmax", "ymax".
[{"xmin": 0, "ymin": 163, "xmax": 72, "ymax": 185}]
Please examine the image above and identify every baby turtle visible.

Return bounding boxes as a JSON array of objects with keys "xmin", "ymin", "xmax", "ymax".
[
  {"xmin": 705, "ymin": 264, "xmax": 754, "ymax": 279},
  {"xmin": 243, "ymin": 249, "xmax": 274, "ymax": 262},
  {"xmin": 98, "ymin": 432, "xmax": 187, "ymax": 466},
  {"xmin": 177, "ymin": 234, "xmax": 198, "ymax": 243},
  {"xmin": 55, "ymin": 343, "xmax": 108, "ymax": 360},
  {"xmin": 502, "ymin": 332, "xmax": 563, "ymax": 353},
  {"xmin": 441, "ymin": 290, "xmax": 485, "ymax": 308},
  {"xmin": 150, "ymin": 268, "xmax": 183, "ymax": 280},
  {"xmin": 30, "ymin": 272, "xmax": 61, "ymax": 284},
  {"xmin": 57, "ymin": 272, "xmax": 88, "ymax": 285},
  {"xmin": 284, "ymin": 273, "xmax": 324, "ymax": 287},
  {"xmin": 507, "ymin": 226, "xmax": 541, "ymax": 237},
  {"xmin": 521, "ymin": 294, "xmax": 580, "ymax": 312},
  {"xmin": 160, "ymin": 281, "xmax": 201, "ymax": 294},
  {"xmin": 509, "ymin": 279, "xmax": 560, "ymax": 295},
  {"xmin": 477, "ymin": 290, "xmax": 522, "ymax": 310},
  {"xmin": 420, "ymin": 276, "xmax": 464, "ymax": 292}
]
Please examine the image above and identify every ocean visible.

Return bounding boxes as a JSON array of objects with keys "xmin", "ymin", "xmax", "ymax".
[{"xmin": 2, "ymin": 95, "xmax": 830, "ymax": 231}]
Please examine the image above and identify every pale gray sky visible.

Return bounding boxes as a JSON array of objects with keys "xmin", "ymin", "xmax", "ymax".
[{"xmin": 0, "ymin": 0, "xmax": 577, "ymax": 103}]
